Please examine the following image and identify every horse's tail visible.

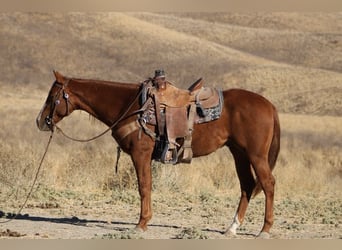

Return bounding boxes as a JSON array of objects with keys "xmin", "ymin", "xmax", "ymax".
[{"xmin": 252, "ymin": 107, "xmax": 280, "ymax": 198}]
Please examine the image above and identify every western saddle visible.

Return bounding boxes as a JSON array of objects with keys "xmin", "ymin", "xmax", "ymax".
[{"xmin": 139, "ymin": 70, "xmax": 223, "ymax": 164}]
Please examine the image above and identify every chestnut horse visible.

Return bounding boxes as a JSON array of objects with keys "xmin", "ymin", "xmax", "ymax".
[{"xmin": 36, "ymin": 71, "xmax": 280, "ymax": 238}]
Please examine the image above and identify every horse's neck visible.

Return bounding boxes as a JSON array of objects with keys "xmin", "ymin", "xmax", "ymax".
[{"xmin": 69, "ymin": 79, "xmax": 139, "ymax": 126}]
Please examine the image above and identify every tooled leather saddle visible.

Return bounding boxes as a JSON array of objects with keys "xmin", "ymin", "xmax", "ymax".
[{"xmin": 138, "ymin": 71, "xmax": 223, "ymax": 164}]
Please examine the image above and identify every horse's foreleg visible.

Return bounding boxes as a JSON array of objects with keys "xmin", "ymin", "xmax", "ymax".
[
  {"xmin": 131, "ymin": 151, "xmax": 153, "ymax": 231},
  {"xmin": 137, "ymin": 176, "xmax": 152, "ymax": 231},
  {"xmin": 226, "ymin": 147, "xmax": 255, "ymax": 235}
]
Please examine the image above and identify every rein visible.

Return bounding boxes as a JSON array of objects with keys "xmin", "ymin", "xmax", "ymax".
[{"xmin": 0, "ymin": 132, "xmax": 54, "ymax": 224}]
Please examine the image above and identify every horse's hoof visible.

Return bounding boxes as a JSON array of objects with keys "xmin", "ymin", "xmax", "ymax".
[
  {"xmin": 224, "ymin": 227, "xmax": 237, "ymax": 236},
  {"xmin": 257, "ymin": 232, "xmax": 271, "ymax": 239},
  {"xmin": 134, "ymin": 225, "xmax": 147, "ymax": 233}
]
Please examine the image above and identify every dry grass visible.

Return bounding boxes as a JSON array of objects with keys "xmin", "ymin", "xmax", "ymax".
[
  {"xmin": 276, "ymin": 114, "xmax": 342, "ymax": 196},
  {"xmin": 0, "ymin": 12, "xmax": 341, "ymax": 204}
]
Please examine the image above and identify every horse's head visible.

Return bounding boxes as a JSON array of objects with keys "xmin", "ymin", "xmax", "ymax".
[{"xmin": 36, "ymin": 71, "xmax": 76, "ymax": 131}]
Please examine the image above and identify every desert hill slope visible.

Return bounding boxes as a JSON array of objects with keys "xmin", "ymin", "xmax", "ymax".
[{"xmin": 0, "ymin": 12, "xmax": 341, "ymax": 115}]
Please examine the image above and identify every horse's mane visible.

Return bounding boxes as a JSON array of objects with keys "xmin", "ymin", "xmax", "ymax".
[{"xmin": 72, "ymin": 77, "xmax": 140, "ymax": 89}]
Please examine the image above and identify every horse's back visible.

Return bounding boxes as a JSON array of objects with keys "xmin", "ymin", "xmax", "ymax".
[
  {"xmin": 224, "ymin": 88, "xmax": 276, "ymax": 110},
  {"xmin": 223, "ymin": 88, "xmax": 277, "ymax": 124}
]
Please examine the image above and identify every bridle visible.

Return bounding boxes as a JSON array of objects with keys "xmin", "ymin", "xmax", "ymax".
[
  {"xmin": 45, "ymin": 78, "xmax": 151, "ymax": 143},
  {"xmin": 45, "ymin": 79, "xmax": 73, "ymax": 131}
]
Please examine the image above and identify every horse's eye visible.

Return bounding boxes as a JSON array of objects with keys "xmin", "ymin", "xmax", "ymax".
[{"xmin": 55, "ymin": 100, "xmax": 60, "ymax": 105}]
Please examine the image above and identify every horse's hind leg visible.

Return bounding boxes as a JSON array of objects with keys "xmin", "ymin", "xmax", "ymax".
[
  {"xmin": 249, "ymin": 155, "xmax": 275, "ymax": 238},
  {"xmin": 225, "ymin": 146, "xmax": 256, "ymax": 235}
]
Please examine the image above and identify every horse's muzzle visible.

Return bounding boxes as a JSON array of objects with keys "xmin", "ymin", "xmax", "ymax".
[{"xmin": 36, "ymin": 115, "xmax": 52, "ymax": 132}]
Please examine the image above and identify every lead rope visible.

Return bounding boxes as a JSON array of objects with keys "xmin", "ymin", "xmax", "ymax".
[
  {"xmin": 55, "ymin": 124, "xmax": 113, "ymax": 143},
  {"xmin": 0, "ymin": 131, "xmax": 54, "ymax": 224}
]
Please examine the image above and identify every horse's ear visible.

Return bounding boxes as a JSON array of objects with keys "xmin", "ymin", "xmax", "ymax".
[{"xmin": 53, "ymin": 70, "xmax": 65, "ymax": 83}]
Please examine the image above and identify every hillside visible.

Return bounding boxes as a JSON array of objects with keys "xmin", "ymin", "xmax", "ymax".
[{"xmin": 0, "ymin": 12, "xmax": 341, "ymax": 115}]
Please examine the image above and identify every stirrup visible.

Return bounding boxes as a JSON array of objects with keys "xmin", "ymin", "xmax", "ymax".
[
  {"xmin": 161, "ymin": 144, "xmax": 178, "ymax": 164},
  {"xmin": 196, "ymin": 103, "xmax": 208, "ymax": 117}
]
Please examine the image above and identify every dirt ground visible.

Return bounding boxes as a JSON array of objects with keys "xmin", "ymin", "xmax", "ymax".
[{"xmin": 0, "ymin": 191, "xmax": 341, "ymax": 239}]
